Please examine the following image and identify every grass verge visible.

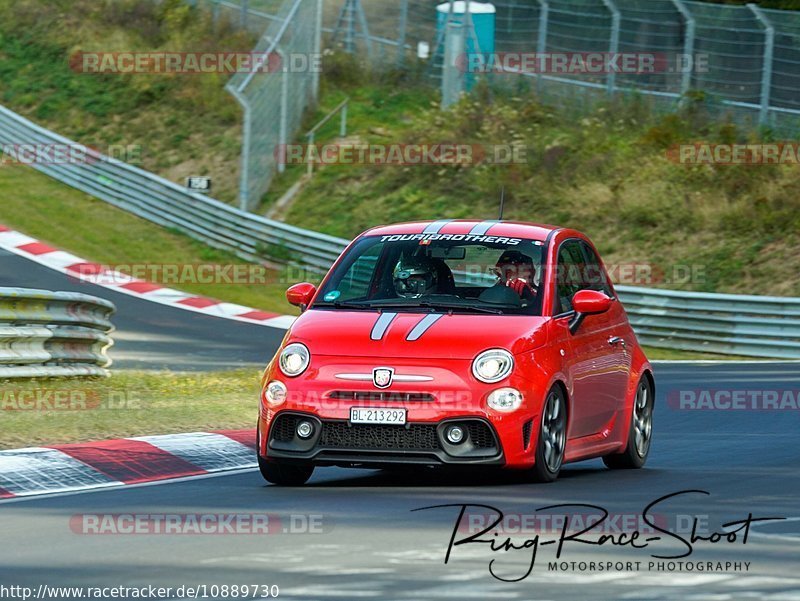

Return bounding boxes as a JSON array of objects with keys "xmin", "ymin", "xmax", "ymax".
[{"xmin": 0, "ymin": 369, "xmax": 259, "ymax": 449}]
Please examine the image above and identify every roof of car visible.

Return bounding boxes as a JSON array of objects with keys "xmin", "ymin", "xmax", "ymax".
[{"xmin": 362, "ymin": 220, "xmax": 561, "ymax": 241}]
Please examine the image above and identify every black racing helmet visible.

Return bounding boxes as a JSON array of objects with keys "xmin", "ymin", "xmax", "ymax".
[{"xmin": 393, "ymin": 256, "xmax": 440, "ymax": 297}]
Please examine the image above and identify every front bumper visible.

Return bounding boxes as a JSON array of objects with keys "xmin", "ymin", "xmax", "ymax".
[{"xmin": 263, "ymin": 411, "xmax": 506, "ymax": 467}]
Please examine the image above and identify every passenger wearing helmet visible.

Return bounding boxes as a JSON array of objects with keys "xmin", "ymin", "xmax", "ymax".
[
  {"xmin": 393, "ymin": 256, "xmax": 441, "ymax": 298},
  {"xmin": 494, "ymin": 250, "xmax": 537, "ymax": 301}
]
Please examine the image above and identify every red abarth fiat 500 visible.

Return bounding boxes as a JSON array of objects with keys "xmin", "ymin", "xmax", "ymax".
[{"xmin": 257, "ymin": 220, "xmax": 654, "ymax": 485}]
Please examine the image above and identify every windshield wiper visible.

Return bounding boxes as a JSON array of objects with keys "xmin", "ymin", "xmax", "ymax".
[
  {"xmin": 364, "ymin": 300, "xmax": 506, "ymax": 315},
  {"xmin": 313, "ymin": 300, "xmax": 377, "ymax": 311}
]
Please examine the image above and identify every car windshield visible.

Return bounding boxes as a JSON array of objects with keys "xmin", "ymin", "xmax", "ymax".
[{"xmin": 313, "ymin": 234, "xmax": 546, "ymax": 315}]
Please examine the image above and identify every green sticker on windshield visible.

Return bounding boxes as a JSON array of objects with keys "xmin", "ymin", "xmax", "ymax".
[{"xmin": 324, "ymin": 291, "xmax": 341, "ymax": 302}]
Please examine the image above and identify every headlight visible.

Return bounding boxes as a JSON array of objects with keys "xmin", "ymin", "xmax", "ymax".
[
  {"xmin": 264, "ymin": 380, "xmax": 287, "ymax": 406},
  {"xmin": 279, "ymin": 343, "xmax": 310, "ymax": 377},
  {"xmin": 472, "ymin": 349, "xmax": 514, "ymax": 383},
  {"xmin": 487, "ymin": 388, "xmax": 523, "ymax": 412}
]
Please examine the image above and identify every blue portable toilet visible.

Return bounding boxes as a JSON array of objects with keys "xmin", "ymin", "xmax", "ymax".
[{"xmin": 436, "ymin": 1, "xmax": 496, "ymax": 90}]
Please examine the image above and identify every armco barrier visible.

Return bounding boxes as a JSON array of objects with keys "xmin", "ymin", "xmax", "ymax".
[
  {"xmin": 0, "ymin": 288, "xmax": 115, "ymax": 378},
  {"xmin": 2, "ymin": 105, "xmax": 800, "ymax": 359},
  {"xmin": 616, "ymin": 286, "xmax": 800, "ymax": 359},
  {"xmin": 0, "ymin": 105, "xmax": 350, "ymax": 274}
]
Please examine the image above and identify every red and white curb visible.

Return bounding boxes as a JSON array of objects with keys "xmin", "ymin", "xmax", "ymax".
[
  {"xmin": 0, "ymin": 430, "xmax": 256, "ymax": 499},
  {"xmin": 0, "ymin": 225, "xmax": 296, "ymax": 330}
]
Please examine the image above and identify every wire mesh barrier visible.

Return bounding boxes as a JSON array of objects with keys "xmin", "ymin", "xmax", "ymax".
[
  {"xmin": 0, "ymin": 288, "xmax": 116, "ymax": 378},
  {"xmin": 190, "ymin": 0, "xmax": 800, "ymax": 208},
  {"xmin": 319, "ymin": 0, "xmax": 800, "ymax": 132},
  {"xmin": 195, "ymin": 0, "xmax": 322, "ymax": 211}
]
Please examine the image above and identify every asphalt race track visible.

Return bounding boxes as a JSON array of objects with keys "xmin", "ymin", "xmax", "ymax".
[
  {"xmin": 1, "ymin": 363, "xmax": 798, "ymax": 600},
  {"xmin": 0, "ymin": 248, "xmax": 284, "ymax": 371}
]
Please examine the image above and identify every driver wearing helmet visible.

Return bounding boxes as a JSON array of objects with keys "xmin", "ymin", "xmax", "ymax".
[
  {"xmin": 494, "ymin": 250, "xmax": 537, "ymax": 300},
  {"xmin": 393, "ymin": 256, "xmax": 441, "ymax": 298}
]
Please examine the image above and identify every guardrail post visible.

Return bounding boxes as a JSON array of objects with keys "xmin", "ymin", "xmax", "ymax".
[
  {"xmin": 397, "ymin": 0, "xmax": 409, "ymax": 67},
  {"xmin": 536, "ymin": 1, "xmax": 549, "ymax": 95},
  {"xmin": 601, "ymin": 0, "xmax": 620, "ymax": 96},
  {"xmin": 670, "ymin": 0, "xmax": 695, "ymax": 97},
  {"xmin": 749, "ymin": 4, "xmax": 775, "ymax": 126}
]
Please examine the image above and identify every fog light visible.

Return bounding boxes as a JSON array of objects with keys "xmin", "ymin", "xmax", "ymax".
[
  {"xmin": 446, "ymin": 425, "xmax": 465, "ymax": 444},
  {"xmin": 296, "ymin": 420, "xmax": 314, "ymax": 439},
  {"xmin": 487, "ymin": 388, "xmax": 523, "ymax": 412}
]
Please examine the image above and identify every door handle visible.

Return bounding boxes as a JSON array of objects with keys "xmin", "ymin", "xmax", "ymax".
[{"xmin": 608, "ymin": 336, "xmax": 626, "ymax": 349}]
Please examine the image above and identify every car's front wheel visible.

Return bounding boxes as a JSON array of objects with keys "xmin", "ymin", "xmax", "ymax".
[
  {"xmin": 258, "ymin": 454, "xmax": 314, "ymax": 486},
  {"xmin": 603, "ymin": 375, "xmax": 653, "ymax": 470},
  {"xmin": 531, "ymin": 386, "xmax": 567, "ymax": 483}
]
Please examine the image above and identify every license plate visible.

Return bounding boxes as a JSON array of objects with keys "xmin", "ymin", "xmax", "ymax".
[{"xmin": 349, "ymin": 407, "xmax": 407, "ymax": 425}]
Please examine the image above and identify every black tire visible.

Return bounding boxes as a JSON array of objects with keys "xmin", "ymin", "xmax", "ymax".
[
  {"xmin": 258, "ymin": 454, "xmax": 314, "ymax": 486},
  {"xmin": 531, "ymin": 385, "xmax": 567, "ymax": 483},
  {"xmin": 603, "ymin": 375, "xmax": 653, "ymax": 470}
]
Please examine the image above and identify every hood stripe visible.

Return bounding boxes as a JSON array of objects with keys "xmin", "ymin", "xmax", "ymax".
[
  {"xmin": 370, "ymin": 312, "xmax": 397, "ymax": 341},
  {"xmin": 468, "ymin": 220, "xmax": 500, "ymax": 235},
  {"xmin": 422, "ymin": 220, "xmax": 453, "ymax": 235},
  {"xmin": 406, "ymin": 314, "xmax": 444, "ymax": 341}
]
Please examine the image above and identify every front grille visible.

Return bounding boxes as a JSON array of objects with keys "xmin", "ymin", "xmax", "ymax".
[
  {"xmin": 466, "ymin": 421, "xmax": 496, "ymax": 449},
  {"xmin": 328, "ymin": 391, "xmax": 435, "ymax": 403},
  {"xmin": 271, "ymin": 414, "xmax": 299, "ymax": 442},
  {"xmin": 320, "ymin": 422, "xmax": 441, "ymax": 451}
]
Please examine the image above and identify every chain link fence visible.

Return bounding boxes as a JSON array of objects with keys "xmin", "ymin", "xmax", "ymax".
[
  {"xmin": 320, "ymin": 0, "xmax": 800, "ymax": 130},
  {"xmin": 199, "ymin": 0, "xmax": 800, "ymax": 210},
  {"xmin": 196, "ymin": 0, "xmax": 321, "ymax": 211}
]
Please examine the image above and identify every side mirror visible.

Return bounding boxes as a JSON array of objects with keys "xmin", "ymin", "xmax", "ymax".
[
  {"xmin": 569, "ymin": 289, "xmax": 613, "ymax": 334},
  {"xmin": 286, "ymin": 283, "xmax": 317, "ymax": 311},
  {"xmin": 572, "ymin": 289, "xmax": 613, "ymax": 315}
]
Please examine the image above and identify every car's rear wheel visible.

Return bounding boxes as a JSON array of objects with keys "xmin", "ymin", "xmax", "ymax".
[
  {"xmin": 531, "ymin": 386, "xmax": 567, "ymax": 483},
  {"xmin": 603, "ymin": 376, "xmax": 653, "ymax": 470}
]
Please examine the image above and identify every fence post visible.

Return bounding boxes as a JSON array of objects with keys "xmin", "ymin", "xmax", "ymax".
[
  {"xmin": 241, "ymin": 0, "xmax": 249, "ymax": 30},
  {"xmin": 601, "ymin": 0, "xmax": 620, "ymax": 96},
  {"xmin": 355, "ymin": 0, "xmax": 373, "ymax": 55},
  {"xmin": 340, "ymin": 102, "xmax": 349, "ymax": 137},
  {"xmin": 312, "ymin": 0, "xmax": 323, "ymax": 104},
  {"xmin": 536, "ymin": 1, "xmax": 549, "ymax": 95},
  {"xmin": 279, "ymin": 49, "xmax": 288, "ymax": 175},
  {"xmin": 670, "ymin": 0, "xmax": 695, "ymax": 96},
  {"xmin": 441, "ymin": 19, "xmax": 466, "ymax": 108},
  {"xmin": 749, "ymin": 4, "xmax": 775, "ymax": 126},
  {"xmin": 397, "ymin": 0, "xmax": 409, "ymax": 67},
  {"xmin": 234, "ymin": 94, "xmax": 251, "ymax": 211}
]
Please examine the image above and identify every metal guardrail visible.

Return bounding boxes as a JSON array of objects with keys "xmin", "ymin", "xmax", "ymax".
[
  {"xmin": 0, "ymin": 105, "xmax": 350, "ymax": 274},
  {"xmin": 0, "ymin": 288, "xmax": 116, "ymax": 378},
  {"xmin": 616, "ymin": 286, "xmax": 800, "ymax": 359}
]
